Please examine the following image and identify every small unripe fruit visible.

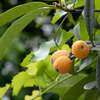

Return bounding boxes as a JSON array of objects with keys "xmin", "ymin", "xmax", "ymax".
[
  {"xmin": 72, "ymin": 40, "xmax": 90, "ymax": 59},
  {"xmin": 50, "ymin": 50, "xmax": 69, "ymax": 65},
  {"xmin": 53, "ymin": 56, "xmax": 72, "ymax": 74}
]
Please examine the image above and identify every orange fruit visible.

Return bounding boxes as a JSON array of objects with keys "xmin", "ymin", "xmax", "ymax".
[
  {"xmin": 53, "ymin": 56, "xmax": 72, "ymax": 74},
  {"xmin": 72, "ymin": 40, "xmax": 90, "ymax": 59},
  {"xmin": 50, "ymin": 50, "xmax": 69, "ymax": 65}
]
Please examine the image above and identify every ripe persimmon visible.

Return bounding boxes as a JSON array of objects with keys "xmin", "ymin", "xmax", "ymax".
[
  {"xmin": 72, "ymin": 40, "xmax": 90, "ymax": 59},
  {"xmin": 53, "ymin": 56, "xmax": 72, "ymax": 74},
  {"xmin": 50, "ymin": 50, "xmax": 69, "ymax": 65}
]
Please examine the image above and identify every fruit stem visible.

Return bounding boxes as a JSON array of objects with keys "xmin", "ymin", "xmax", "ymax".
[
  {"xmin": 70, "ymin": 56, "xmax": 76, "ymax": 60},
  {"xmin": 91, "ymin": 41, "xmax": 96, "ymax": 47},
  {"xmin": 32, "ymin": 74, "xmax": 72, "ymax": 100},
  {"xmin": 35, "ymin": 75, "xmax": 42, "ymax": 94},
  {"xmin": 67, "ymin": 51, "xmax": 72, "ymax": 58}
]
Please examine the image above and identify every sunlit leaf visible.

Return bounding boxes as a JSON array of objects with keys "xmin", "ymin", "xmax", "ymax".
[
  {"xmin": 11, "ymin": 71, "xmax": 37, "ymax": 95},
  {"xmin": 61, "ymin": 44, "xmax": 71, "ymax": 52},
  {"xmin": 80, "ymin": 19, "xmax": 89, "ymax": 40},
  {"xmin": 36, "ymin": 59, "xmax": 58, "ymax": 81},
  {"xmin": 74, "ymin": 0, "xmax": 84, "ymax": 8},
  {"xmin": 95, "ymin": 0, "xmax": 100, "ymax": 9},
  {"xmin": 52, "ymin": 10, "xmax": 67, "ymax": 24},
  {"xmin": 60, "ymin": 0, "xmax": 64, "ymax": 5},
  {"xmin": 36, "ymin": 60, "xmax": 48, "ymax": 75},
  {"xmin": 25, "ymin": 90, "xmax": 42, "ymax": 100},
  {"xmin": 26, "ymin": 62, "xmax": 37, "ymax": 75},
  {"xmin": 21, "ymin": 52, "xmax": 34, "ymax": 67},
  {"xmin": 0, "ymin": 84, "xmax": 10, "ymax": 99},
  {"xmin": 37, "ymin": 73, "xmax": 51, "ymax": 87}
]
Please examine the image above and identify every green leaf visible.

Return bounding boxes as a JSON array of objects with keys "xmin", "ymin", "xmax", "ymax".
[
  {"xmin": 11, "ymin": 71, "xmax": 37, "ymax": 95},
  {"xmin": 74, "ymin": 23, "xmax": 81, "ymax": 40},
  {"xmin": 37, "ymin": 73, "xmax": 51, "ymax": 87},
  {"xmin": 61, "ymin": 73, "xmax": 96, "ymax": 100},
  {"xmin": 0, "ymin": 84, "xmax": 10, "ymax": 99},
  {"xmin": 61, "ymin": 29, "xmax": 74, "ymax": 45},
  {"xmin": 84, "ymin": 81, "xmax": 97, "ymax": 90},
  {"xmin": 24, "ymin": 77, "xmax": 37, "ymax": 88},
  {"xmin": 0, "ymin": 2, "xmax": 53, "ymax": 26},
  {"xmin": 36, "ymin": 60, "xmax": 48, "ymax": 75},
  {"xmin": 77, "ymin": 52, "xmax": 97, "ymax": 72},
  {"xmin": 96, "ymin": 51, "xmax": 100, "ymax": 92},
  {"xmin": 85, "ymin": 89, "xmax": 98, "ymax": 100},
  {"xmin": 79, "ymin": 53, "xmax": 93, "ymax": 70},
  {"xmin": 83, "ymin": 0, "xmax": 95, "ymax": 42},
  {"xmin": 61, "ymin": 44, "xmax": 71, "ymax": 52},
  {"xmin": 96, "ymin": 16, "xmax": 100, "ymax": 27},
  {"xmin": 50, "ymin": 29, "xmax": 74, "ymax": 52},
  {"xmin": 26, "ymin": 62, "xmax": 37, "ymax": 76},
  {"xmin": 46, "ymin": 57, "xmax": 59, "ymax": 80},
  {"xmin": 25, "ymin": 90, "xmax": 43, "ymax": 100},
  {"xmin": 54, "ymin": 14, "xmax": 70, "ymax": 46},
  {"xmin": 68, "ymin": 60, "xmax": 76, "ymax": 75},
  {"xmin": 50, "ymin": 73, "xmax": 87, "ymax": 96},
  {"xmin": 52, "ymin": 10, "xmax": 67, "ymax": 24},
  {"xmin": 80, "ymin": 19, "xmax": 89, "ymax": 40},
  {"xmin": 74, "ymin": 0, "xmax": 84, "ymax": 8},
  {"xmin": 26, "ymin": 59, "xmax": 58, "ymax": 86},
  {"xmin": 30, "ymin": 40, "xmax": 56, "ymax": 61},
  {"xmin": 36, "ymin": 59, "xmax": 58, "ymax": 80},
  {"xmin": 95, "ymin": 0, "xmax": 100, "ymax": 10},
  {"xmin": 21, "ymin": 52, "xmax": 34, "ymax": 67},
  {"xmin": 0, "ymin": 8, "xmax": 51, "ymax": 59}
]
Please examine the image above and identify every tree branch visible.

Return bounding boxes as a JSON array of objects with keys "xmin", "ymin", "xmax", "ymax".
[{"xmin": 53, "ymin": 2, "xmax": 100, "ymax": 13}]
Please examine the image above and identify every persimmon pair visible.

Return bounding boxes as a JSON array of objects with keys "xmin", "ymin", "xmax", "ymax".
[{"xmin": 50, "ymin": 40, "xmax": 90, "ymax": 74}]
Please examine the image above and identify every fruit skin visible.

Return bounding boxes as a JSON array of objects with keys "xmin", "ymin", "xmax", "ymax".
[
  {"xmin": 53, "ymin": 56, "xmax": 72, "ymax": 74},
  {"xmin": 72, "ymin": 40, "xmax": 90, "ymax": 59},
  {"xmin": 50, "ymin": 50, "xmax": 69, "ymax": 65}
]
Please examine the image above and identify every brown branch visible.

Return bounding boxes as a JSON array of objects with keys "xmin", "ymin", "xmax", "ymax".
[{"xmin": 53, "ymin": 2, "xmax": 100, "ymax": 13}]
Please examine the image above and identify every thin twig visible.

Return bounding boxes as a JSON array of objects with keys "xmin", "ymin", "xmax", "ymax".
[
  {"xmin": 91, "ymin": 41, "xmax": 96, "ymax": 47},
  {"xmin": 35, "ymin": 75, "xmax": 42, "ymax": 94},
  {"xmin": 32, "ymin": 74, "xmax": 72, "ymax": 99},
  {"xmin": 70, "ymin": 56, "xmax": 76, "ymax": 60},
  {"xmin": 54, "ymin": 12, "xmax": 70, "ymax": 48}
]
